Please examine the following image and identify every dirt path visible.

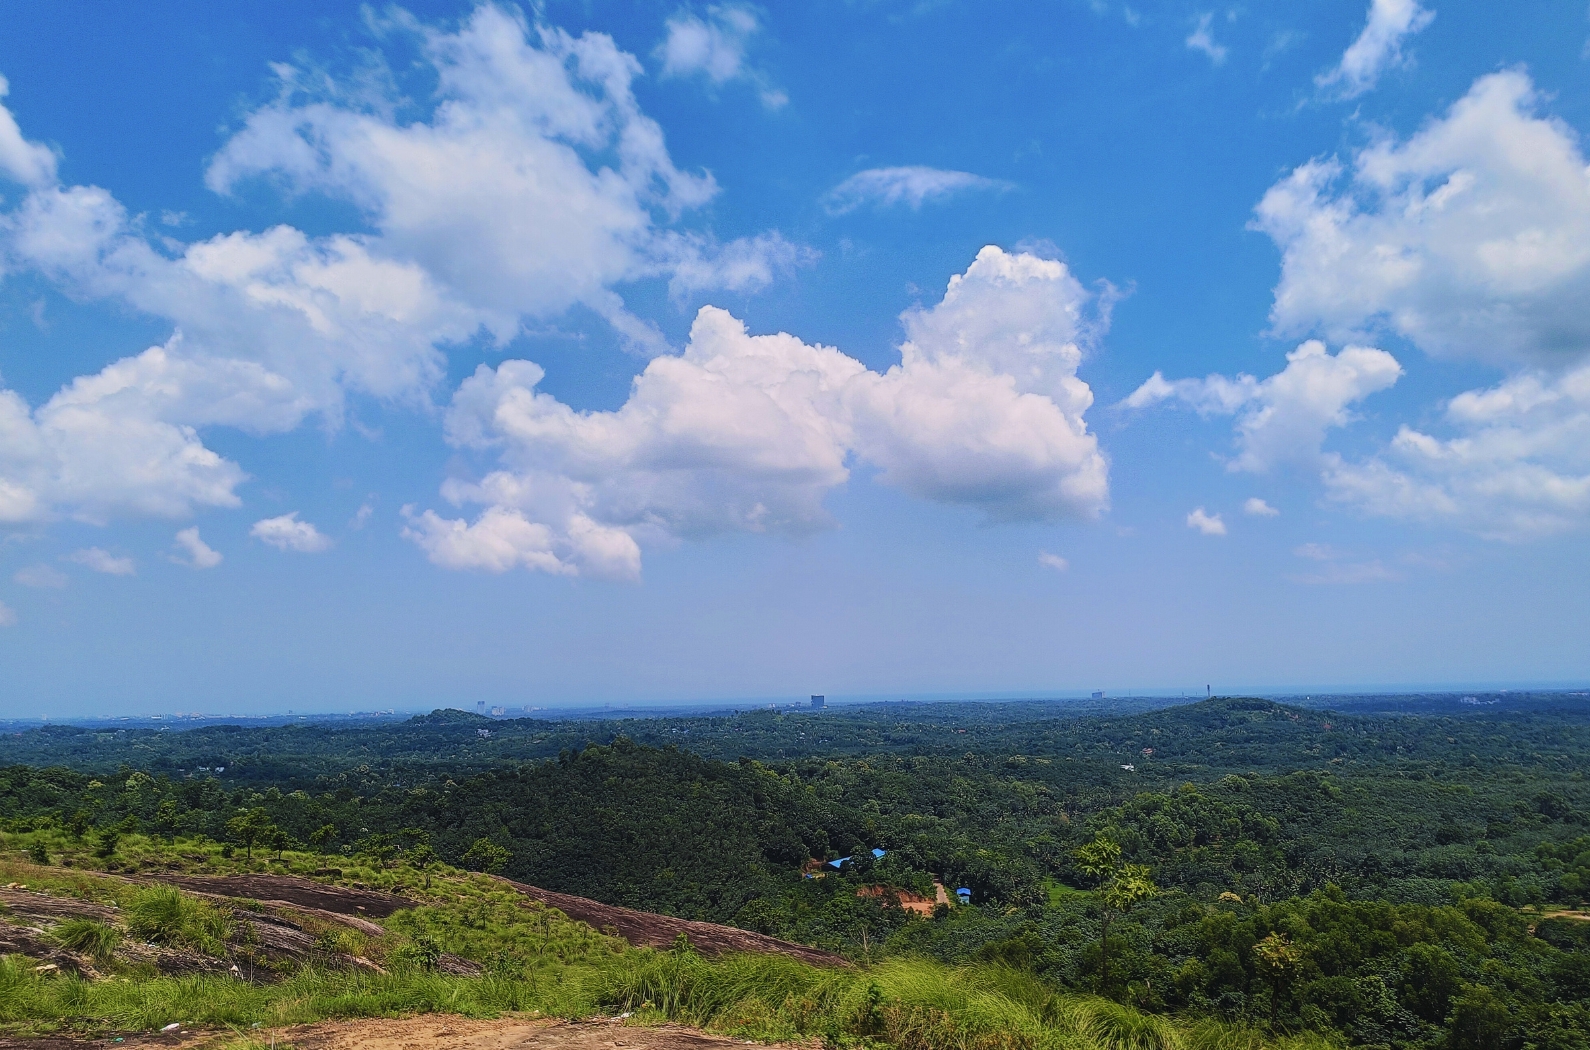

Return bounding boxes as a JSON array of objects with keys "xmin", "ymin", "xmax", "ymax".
[{"xmin": 272, "ymin": 1017, "xmax": 806, "ymax": 1050}]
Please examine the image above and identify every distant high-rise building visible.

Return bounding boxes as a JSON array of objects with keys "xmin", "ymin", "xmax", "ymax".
[
  {"xmin": 811, "ymin": 695, "xmax": 825, "ymax": 709},
  {"xmin": 476, "ymin": 700, "xmax": 486, "ymax": 714},
  {"xmin": 1090, "ymin": 690, "xmax": 1105, "ymax": 701}
]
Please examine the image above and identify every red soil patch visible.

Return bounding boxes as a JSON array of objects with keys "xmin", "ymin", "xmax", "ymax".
[{"xmin": 855, "ymin": 885, "xmax": 936, "ymax": 916}]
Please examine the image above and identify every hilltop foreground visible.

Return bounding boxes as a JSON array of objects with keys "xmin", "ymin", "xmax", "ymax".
[{"xmin": 0, "ymin": 695, "xmax": 1584, "ymax": 1048}]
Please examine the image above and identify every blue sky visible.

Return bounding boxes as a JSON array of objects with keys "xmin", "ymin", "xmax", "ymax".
[{"xmin": 1, "ymin": 0, "xmax": 1587, "ymax": 716}]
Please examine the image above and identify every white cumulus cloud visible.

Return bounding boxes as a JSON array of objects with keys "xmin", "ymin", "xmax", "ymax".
[
  {"xmin": 407, "ymin": 246, "xmax": 1111, "ymax": 579},
  {"xmin": 1038, "ymin": 551, "xmax": 1069, "ymax": 571},
  {"xmin": 205, "ymin": 5, "xmax": 735, "ymax": 351},
  {"xmin": 68, "ymin": 547, "xmax": 135, "ymax": 575},
  {"xmin": 1316, "ymin": 0, "xmax": 1435, "ymax": 99},
  {"xmin": 1187, "ymin": 507, "xmax": 1226, "ymax": 535},
  {"xmin": 1255, "ymin": 70, "xmax": 1590, "ymax": 371},
  {"xmin": 0, "ymin": 347, "xmax": 256, "ymax": 525},
  {"xmin": 1124, "ymin": 341, "xmax": 1402, "ymax": 473},
  {"xmin": 1254, "ymin": 70, "xmax": 1590, "ymax": 539},
  {"xmin": 655, "ymin": 5, "xmax": 786, "ymax": 109},
  {"xmin": 823, "ymin": 167, "xmax": 1011, "ymax": 215},
  {"xmin": 0, "ymin": 75, "xmax": 55, "ymax": 187},
  {"xmin": 1323, "ymin": 363, "xmax": 1590, "ymax": 540},
  {"xmin": 0, "ymin": 7, "xmax": 805, "ymax": 529},
  {"xmin": 1244, "ymin": 497, "xmax": 1280, "ymax": 517},
  {"xmin": 171, "ymin": 526, "xmax": 223, "ymax": 568},
  {"xmin": 251, "ymin": 512, "xmax": 332, "ymax": 553}
]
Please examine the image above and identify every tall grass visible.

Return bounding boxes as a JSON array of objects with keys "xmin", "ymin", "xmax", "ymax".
[
  {"xmin": 123, "ymin": 885, "xmax": 231, "ymax": 955},
  {"xmin": 595, "ymin": 951, "xmax": 1339, "ymax": 1050},
  {"xmin": 48, "ymin": 919, "xmax": 121, "ymax": 964},
  {"xmin": 0, "ymin": 957, "xmax": 606, "ymax": 1035}
]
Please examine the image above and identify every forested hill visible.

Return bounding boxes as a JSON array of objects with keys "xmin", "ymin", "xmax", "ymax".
[
  {"xmin": 3, "ymin": 694, "xmax": 1588, "ymax": 785},
  {"xmin": 0, "ymin": 695, "xmax": 1587, "ymax": 1047},
  {"xmin": 0, "ymin": 698, "xmax": 1585, "ymax": 918}
]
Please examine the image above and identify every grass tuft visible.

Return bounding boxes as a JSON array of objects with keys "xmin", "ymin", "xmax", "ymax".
[
  {"xmin": 49, "ymin": 919, "xmax": 121, "ymax": 963},
  {"xmin": 124, "ymin": 885, "xmax": 230, "ymax": 954}
]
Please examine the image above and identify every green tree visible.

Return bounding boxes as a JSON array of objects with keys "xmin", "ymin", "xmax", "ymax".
[
  {"xmin": 1253, "ymin": 931, "xmax": 1303, "ymax": 1024},
  {"xmin": 226, "ymin": 807, "xmax": 277, "ymax": 860},
  {"xmin": 1074, "ymin": 834, "xmax": 1157, "ymax": 996},
  {"xmin": 1447, "ymin": 986, "xmax": 1511, "ymax": 1050},
  {"xmin": 407, "ymin": 843, "xmax": 440, "ymax": 888},
  {"xmin": 92, "ymin": 827, "xmax": 119, "ymax": 860},
  {"xmin": 461, "ymin": 837, "xmax": 510, "ymax": 874},
  {"xmin": 152, "ymin": 799, "xmax": 185, "ymax": 841},
  {"xmin": 1401, "ymin": 942, "xmax": 1462, "ymax": 1023},
  {"xmin": 308, "ymin": 823, "xmax": 338, "ymax": 853}
]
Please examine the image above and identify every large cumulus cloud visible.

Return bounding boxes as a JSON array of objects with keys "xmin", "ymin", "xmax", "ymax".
[
  {"xmin": 0, "ymin": 4, "xmax": 799, "ymax": 526},
  {"xmin": 404, "ymin": 246, "xmax": 1112, "ymax": 579},
  {"xmin": 1242, "ymin": 70, "xmax": 1590, "ymax": 538}
]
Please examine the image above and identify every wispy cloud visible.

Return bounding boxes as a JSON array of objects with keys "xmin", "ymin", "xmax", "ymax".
[
  {"xmin": 656, "ymin": 5, "xmax": 787, "ymax": 109},
  {"xmin": 823, "ymin": 167, "xmax": 1011, "ymax": 215},
  {"xmin": 1243, "ymin": 497, "xmax": 1280, "ymax": 517},
  {"xmin": 1288, "ymin": 542, "xmax": 1401, "ymax": 584},
  {"xmin": 171, "ymin": 527, "xmax": 223, "ymax": 569},
  {"xmin": 13, "ymin": 564, "xmax": 67, "ymax": 588},
  {"xmin": 1186, "ymin": 13, "xmax": 1229, "ymax": 66},
  {"xmin": 67, "ymin": 548, "xmax": 135, "ymax": 575},
  {"xmin": 1038, "ymin": 551, "xmax": 1070, "ymax": 571},
  {"xmin": 1316, "ymin": 0, "xmax": 1435, "ymax": 99}
]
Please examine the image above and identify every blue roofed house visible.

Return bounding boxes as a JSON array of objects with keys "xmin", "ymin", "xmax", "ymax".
[{"xmin": 826, "ymin": 848, "xmax": 887, "ymax": 870}]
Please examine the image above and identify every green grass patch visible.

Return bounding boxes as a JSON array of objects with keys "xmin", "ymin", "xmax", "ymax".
[
  {"xmin": 123, "ymin": 885, "xmax": 231, "ymax": 955},
  {"xmin": 594, "ymin": 949, "xmax": 1322, "ymax": 1050},
  {"xmin": 1042, "ymin": 878, "xmax": 1086, "ymax": 906},
  {"xmin": 47, "ymin": 919, "xmax": 120, "ymax": 964}
]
